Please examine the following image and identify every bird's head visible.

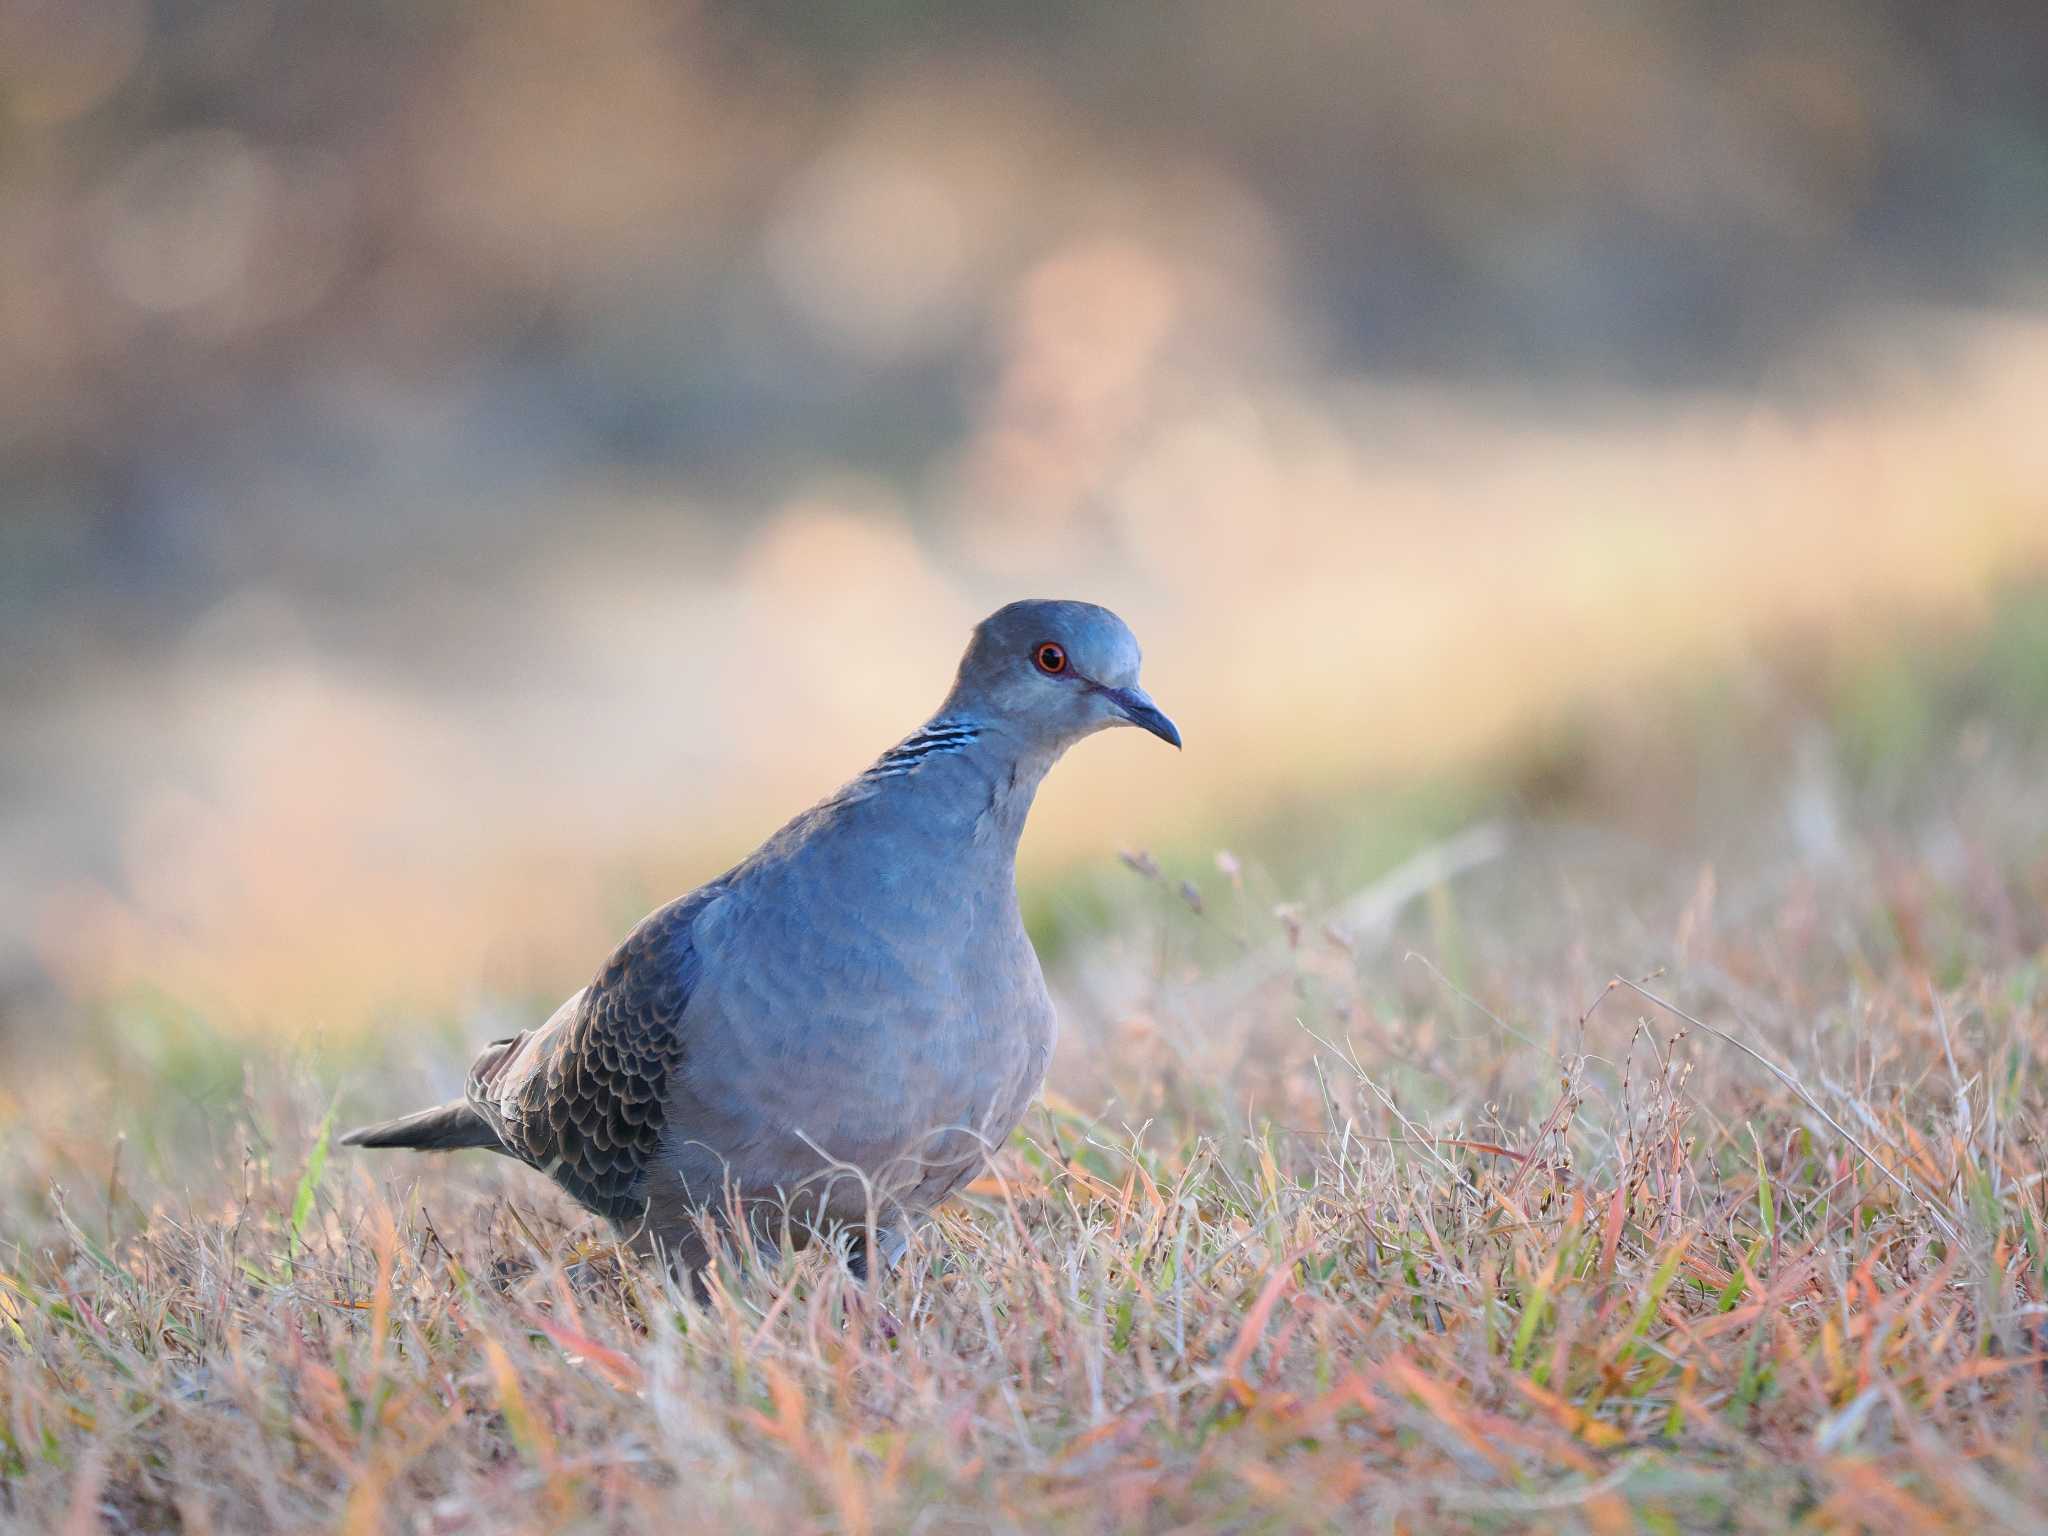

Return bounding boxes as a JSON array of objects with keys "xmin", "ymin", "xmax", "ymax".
[{"xmin": 943, "ymin": 599, "xmax": 1180, "ymax": 754}]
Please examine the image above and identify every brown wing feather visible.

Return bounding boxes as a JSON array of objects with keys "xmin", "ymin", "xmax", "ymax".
[{"xmin": 468, "ymin": 885, "xmax": 719, "ymax": 1222}]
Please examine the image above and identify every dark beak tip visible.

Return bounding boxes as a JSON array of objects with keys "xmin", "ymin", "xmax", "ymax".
[
  {"xmin": 1103, "ymin": 685, "xmax": 1180, "ymax": 749},
  {"xmin": 1128, "ymin": 703, "xmax": 1182, "ymax": 750}
]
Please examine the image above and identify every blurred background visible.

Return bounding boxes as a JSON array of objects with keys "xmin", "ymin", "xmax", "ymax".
[{"xmin": 4, "ymin": 0, "xmax": 2048, "ymax": 1039}]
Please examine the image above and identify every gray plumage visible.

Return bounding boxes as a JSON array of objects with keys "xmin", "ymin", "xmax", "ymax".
[{"xmin": 341, "ymin": 599, "xmax": 1179, "ymax": 1272}]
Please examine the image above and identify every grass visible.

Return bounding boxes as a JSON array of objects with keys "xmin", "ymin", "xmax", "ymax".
[{"xmin": 3, "ymin": 612, "xmax": 2047, "ymax": 1532}]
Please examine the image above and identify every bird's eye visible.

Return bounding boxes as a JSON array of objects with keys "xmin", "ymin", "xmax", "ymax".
[{"xmin": 1033, "ymin": 642, "xmax": 1068, "ymax": 675}]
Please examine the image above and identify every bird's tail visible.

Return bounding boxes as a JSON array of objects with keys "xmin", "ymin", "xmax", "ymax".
[{"xmin": 338, "ymin": 1102, "xmax": 500, "ymax": 1152}]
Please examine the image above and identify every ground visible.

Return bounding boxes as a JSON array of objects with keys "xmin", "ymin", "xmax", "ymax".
[{"xmin": 2, "ymin": 604, "xmax": 2045, "ymax": 1534}]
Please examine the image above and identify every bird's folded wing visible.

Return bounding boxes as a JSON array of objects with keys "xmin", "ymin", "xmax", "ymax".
[{"xmin": 466, "ymin": 886, "xmax": 720, "ymax": 1221}]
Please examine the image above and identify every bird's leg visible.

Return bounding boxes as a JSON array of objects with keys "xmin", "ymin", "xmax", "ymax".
[
  {"xmin": 839, "ymin": 1233, "xmax": 907, "ymax": 1342},
  {"xmin": 846, "ymin": 1213, "xmax": 933, "ymax": 1283},
  {"xmin": 877, "ymin": 1225, "xmax": 913, "ymax": 1272},
  {"xmin": 844, "ymin": 1231, "xmax": 879, "ymax": 1283},
  {"xmin": 846, "ymin": 1226, "xmax": 903, "ymax": 1282}
]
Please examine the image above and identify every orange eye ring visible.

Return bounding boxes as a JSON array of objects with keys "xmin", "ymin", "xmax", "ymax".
[{"xmin": 1033, "ymin": 641, "xmax": 1068, "ymax": 675}]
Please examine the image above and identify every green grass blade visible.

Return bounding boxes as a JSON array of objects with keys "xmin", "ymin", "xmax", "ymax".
[{"xmin": 289, "ymin": 1102, "xmax": 337, "ymax": 1266}]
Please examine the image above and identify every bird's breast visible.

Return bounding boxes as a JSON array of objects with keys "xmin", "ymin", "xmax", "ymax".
[{"xmin": 666, "ymin": 836, "xmax": 1053, "ymax": 1203}]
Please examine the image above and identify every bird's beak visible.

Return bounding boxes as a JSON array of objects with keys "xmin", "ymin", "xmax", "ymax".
[{"xmin": 1103, "ymin": 685, "xmax": 1182, "ymax": 749}]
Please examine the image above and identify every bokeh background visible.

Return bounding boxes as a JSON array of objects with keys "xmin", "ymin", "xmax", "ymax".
[{"xmin": 6, "ymin": 0, "xmax": 2048, "ymax": 1040}]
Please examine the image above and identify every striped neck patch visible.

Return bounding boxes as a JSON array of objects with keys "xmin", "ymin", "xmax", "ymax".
[{"xmin": 865, "ymin": 720, "xmax": 983, "ymax": 780}]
